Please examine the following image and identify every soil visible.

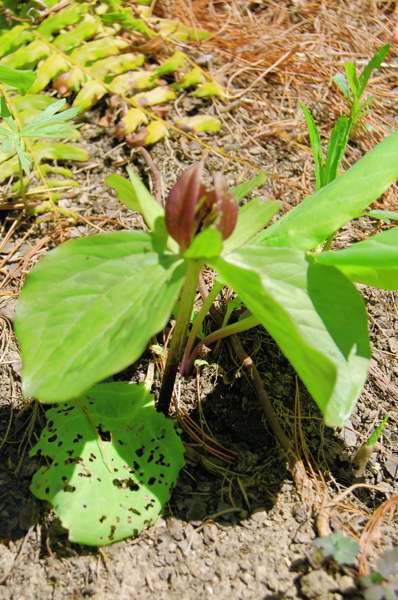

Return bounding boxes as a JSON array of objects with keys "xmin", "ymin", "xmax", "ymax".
[{"xmin": 0, "ymin": 2, "xmax": 397, "ymax": 599}]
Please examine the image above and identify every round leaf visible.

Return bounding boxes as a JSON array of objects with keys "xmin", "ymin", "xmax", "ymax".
[
  {"xmin": 15, "ymin": 231, "xmax": 186, "ymax": 402},
  {"xmin": 30, "ymin": 383, "xmax": 185, "ymax": 546}
]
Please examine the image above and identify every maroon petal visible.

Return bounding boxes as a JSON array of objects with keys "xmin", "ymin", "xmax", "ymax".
[
  {"xmin": 165, "ymin": 162, "xmax": 205, "ymax": 250},
  {"xmin": 213, "ymin": 173, "xmax": 238, "ymax": 240}
]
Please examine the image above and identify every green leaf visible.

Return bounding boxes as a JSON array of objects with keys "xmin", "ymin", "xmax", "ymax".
[
  {"xmin": 232, "ymin": 171, "xmax": 267, "ymax": 201},
  {"xmin": 127, "ymin": 167, "xmax": 165, "ymax": 230},
  {"xmin": 367, "ymin": 209, "xmax": 398, "ymax": 222},
  {"xmin": 0, "ymin": 65, "xmax": 35, "ymax": 93},
  {"xmin": 184, "ymin": 229, "xmax": 223, "ymax": 259},
  {"xmin": 211, "ymin": 245, "xmax": 370, "ymax": 426},
  {"xmin": 106, "ymin": 168, "xmax": 164, "ymax": 231},
  {"xmin": 333, "ymin": 72, "xmax": 350, "ymax": 98},
  {"xmin": 106, "ymin": 173, "xmax": 140, "ymax": 211},
  {"xmin": 324, "ymin": 116, "xmax": 351, "ymax": 185},
  {"xmin": 300, "ymin": 103, "xmax": 323, "ymax": 190},
  {"xmin": 21, "ymin": 99, "xmax": 80, "ymax": 139},
  {"xmin": 15, "ymin": 231, "xmax": 186, "ymax": 403},
  {"xmin": 222, "ymin": 198, "xmax": 280, "ymax": 254},
  {"xmin": 38, "ymin": 2, "xmax": 88, "ymax": 38},
  {"xmin": 359, "ymin": 44, "xmax": 390, "ymax": 96},
  {"xmin": 153, "ymin": 50, "xmax": 187, "ymax": 77},
  {"xmin": 344, "ymin": 62, "xmax": 360, "ymax": 98},
  {"xmin": 313, "ymin": 532, "xmax": 360, "ymax": 565},
  {"xmin": 176, "ymin": 115, "xmax": 221, "ymax": 134},
  {"xmin": 32, "ymin": 142, "xmax": 88, "ymax": 163},
  {"xmin": 0, "ymin": 25, "xmax": 33, "ymax": 59},
  {"xmin": 257, "ymin": 131, "xmax": 398, "ymax": 250},
  {"xmin": 317, "ymin": 227, "xmax": 398, "ymax": 290},
  {"xmin": 192, "ymin": 82, "xmax": 225, "ymax": 99},
  {"xmin": 30, "ymin": 382, "xmax": 185, "ymax": 546}
]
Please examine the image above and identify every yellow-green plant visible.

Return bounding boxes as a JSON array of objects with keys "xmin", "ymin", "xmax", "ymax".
[{"xmin": 0, "ymin": 0, "xmax": 222, "ymax": 166}]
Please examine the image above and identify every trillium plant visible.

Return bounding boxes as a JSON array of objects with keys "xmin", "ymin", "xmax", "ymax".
[{"xmin": 15, "ymin": 131, "xmax": 398, "ymax": 546}]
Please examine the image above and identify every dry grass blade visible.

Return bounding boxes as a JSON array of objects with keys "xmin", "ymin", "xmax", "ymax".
[{"xmin": 358, "ymin": 495, "xmax": 398, "ymax": 575}]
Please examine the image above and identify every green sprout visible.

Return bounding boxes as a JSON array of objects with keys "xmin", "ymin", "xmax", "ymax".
[{"xmin": 333, "ymin": 44, "xmax": 390, "ymax": 133}]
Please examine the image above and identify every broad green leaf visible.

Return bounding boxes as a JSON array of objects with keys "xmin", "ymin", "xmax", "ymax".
[
  {"xmin": 106, "ymin": 173, "xmax": 140, "ymax": 211},
  {"xmin": 0, "ymin": 65, "xmax": 35, "ymax": 93},
  {"xmin": 367, "ymin": 209, "xmax": 398, "ymax": 222},
  {"xmin": 257, "ymin": 131, "xmax": 398, "ymax": 250},
  {"xmin": 301, "ymin": 103, "xmax": 323, "ymax": 190},
  {"xmin": 211, "ymin": 245, "xmax": 370, "ymax": 426},
  {"xmin": 232, "ymin": 171, "xmax": 267, "ymax": 201},
  {"xmin": 184, "ymin": 229, "xmax": 222, "ymax": 259},
  {"xmin": 127, "ymin": 167, "xmax": 164, "ymax": 230},
  {"xmin": 31, "ymin": 382, "xmax": 185, "ymax": 546},
  {"xmin": 317, "ymin": 227, "xmax": 398, "ymax": 290},
  {"xmin": 15, "ymin": 231, "xmax": 186, "ymax": 403},
  {"xmin": 223, "ymin": 198, "xmax": 280, "ymax": 254},
  {"xmin": 359, "ymin": 44, "xmax": 390, "ymax": 96}
]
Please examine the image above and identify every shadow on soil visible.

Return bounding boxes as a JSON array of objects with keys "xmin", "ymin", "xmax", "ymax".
[{"xmin": 0, "ymin": 329, "xmax": 370, "ymax": 558}]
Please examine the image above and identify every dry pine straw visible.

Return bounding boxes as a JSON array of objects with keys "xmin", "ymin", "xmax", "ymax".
[
  {"xmin": 0, "ymin": 0, "xmax": 397, "ymax": 572},
  {"xmin": 157, "ymin": 0, "xmax": 398, "ymax": 209}
]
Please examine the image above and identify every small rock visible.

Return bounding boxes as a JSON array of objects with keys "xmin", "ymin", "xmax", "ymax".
[
  {"xmin": 300, "ymin": 570, "xmax": 336, "ymax": 599},
  {"xmin": 342, "ymin": 421, "xmax": 357, "ymax": 447},
  {"xmin": 385, "ymin": 454, "xmax": 398, "ymax": 479},
  {"xmin": 167, "ymin": 517, "xmax": 184, "ymax": 541},
  {"xmin": 202, "ymin": 524, "xmax": 218, "ymax": 544},
  {"xmin": 293, "ymin": 505, "xmax": 308, "ymax": 523},
  {"xmin": 251, "ymin": 510, "xmax": 269, "ymax": 525},
  {"xmin": 388, "ymin": 337, "xmax": 398, "ymax": 353},
  {"xmin": 294, "ymin": 530, "xmax": 312, "ymax": 544},
  {"xmin": 334, "ymin": 574, "xmax": 356, "ymax": 594}
]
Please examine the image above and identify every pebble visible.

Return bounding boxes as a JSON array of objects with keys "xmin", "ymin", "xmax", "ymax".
[
  {"xmin": 300, "ymin": 570, "xmax": 336, "ymax": 599},
  {"xmin": 167, "ymin": 517, "xmax": 184, "ymax": 541}
]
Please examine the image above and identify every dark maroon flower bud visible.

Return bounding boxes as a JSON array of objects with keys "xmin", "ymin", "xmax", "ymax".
[
  {"xmin": 210, "ymin": 172, "xmax": 238, "ymax": 240},
  {"xmin": 165, "ymin": 163, "xmax": 238, "ymax": 251}
]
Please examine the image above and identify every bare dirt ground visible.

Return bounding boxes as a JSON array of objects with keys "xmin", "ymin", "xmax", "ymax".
[{"xmin": 0, "ymin": 1, "xmax": 397, "ymax": 598}]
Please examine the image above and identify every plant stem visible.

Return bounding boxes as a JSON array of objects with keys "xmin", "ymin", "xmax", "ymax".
[
  {"xmin": 181, "ymin": 279, "xmax": 223, "ymax": 374},
  {"xmin": 157, "ymin": 259, "xmax": 202, "ymax": 416},
  {"xmin": 201, "ymin": 314, "xmax": 260, "ymax": 347}
]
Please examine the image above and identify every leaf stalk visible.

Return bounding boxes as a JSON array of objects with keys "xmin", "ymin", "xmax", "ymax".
[{"xmin": 157, "ymin": 259, "xmax": 202, "ymax": 415}]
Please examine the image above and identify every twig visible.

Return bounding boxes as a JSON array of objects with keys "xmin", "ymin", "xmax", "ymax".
[
  {"xmin": 137, "ymin": 147, "xmax": 164, "ymax": 206},
  {"xmin": 228, "ymin": 335, "xmax": 308, "ymax": 493}
]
